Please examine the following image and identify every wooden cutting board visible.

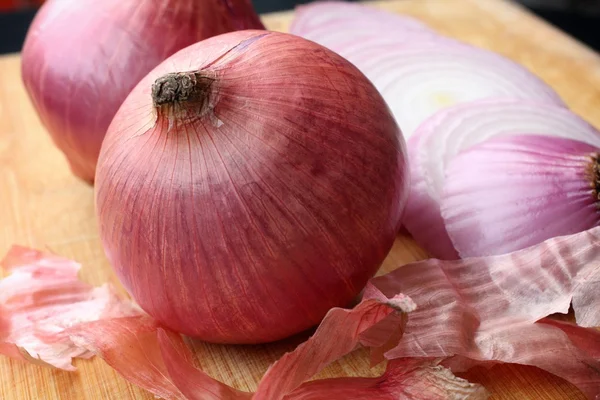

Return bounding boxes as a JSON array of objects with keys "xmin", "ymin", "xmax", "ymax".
[{"xmin": 1, "ymin": 0, "xmax": 598, "ymax": 398}]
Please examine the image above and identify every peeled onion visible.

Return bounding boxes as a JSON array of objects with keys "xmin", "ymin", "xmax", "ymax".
[
  {"xmin": 404, "ymin": 98, "xmax": 600, "ymax": 259},
  {"xmin": 21, "ymin": 0, "xmax": 264, "ymax": 183},
  {"xmin": 291, "ymin": 1, "xmax": 435, "ymax": 37},
  {"xmin": 95, "ymin": 30, "xmax": 409, "ymax": 344},
  {"xmin": 290, "ymin": 2, "xmax": 564, "ymax": 139},
  {"xmin": 442, "ymin": 134, "xmax": 600, "ymax": 257}
]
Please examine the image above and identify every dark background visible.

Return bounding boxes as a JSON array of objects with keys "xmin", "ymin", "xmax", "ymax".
[{"xmin": 1, "ymin": 0, "xmax": 599, "ymax": 55}]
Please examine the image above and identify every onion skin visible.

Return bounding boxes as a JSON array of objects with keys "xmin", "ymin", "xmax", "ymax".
[
  {"xmin": 442, "ymin": 134, "xmax": 600, "ymax": 257},
  {"xmin": 404, "ymin": 99, "xmax": 600, "ymax": 259},
  {"xmin": 95, "ymin": 30, "xmax": 409, "ymax": 344},
  {"xmin": 21, "ymin": 0, "xmax": 264, "ymax": 183}
]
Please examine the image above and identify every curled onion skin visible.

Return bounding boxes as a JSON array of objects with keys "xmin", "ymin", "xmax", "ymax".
[
  {"xmin": 95, "ymin": 30, "xmax": 409, "ymax": 344},
  {"xmin": 21, "ymin": 0, "xmax": 264, "ymax": 183}
]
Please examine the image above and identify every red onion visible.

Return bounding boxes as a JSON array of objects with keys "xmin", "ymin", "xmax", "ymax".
[
  {"xmin": 290, "ymin": 2, "xmax": 564, "ymax": 139},
  {"xmin": 95, "ymin": 30, "xmax": 409, "ymax": 344},
  {"xmin": 291, "ymin": 1, "xmax": 434, "ymax": 37},
  {"xmin": 21, "ymin": 0, "xmax": 264, "ymax": 183},
  {"xmin": 405, "ymin": 99, "xmax": 600, "ymax": 259},
  {"xmin": 290, "ymin": 1, "xmax": 441, "ymax": 59},
  {"xmin": 442, "ymin": 134, "xmax": 600, "ymax": 257}
]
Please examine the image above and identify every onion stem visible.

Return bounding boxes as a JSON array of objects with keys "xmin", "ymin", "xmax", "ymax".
[{"xmin": 152, "ymin": 72, "xmax": 216, "ymax": 121}]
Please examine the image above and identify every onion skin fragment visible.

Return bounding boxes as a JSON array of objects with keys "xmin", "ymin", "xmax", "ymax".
[
  {"xmin": 282, "ymin": 359, "xmax": 489, "ymax": 400},
  {"xmin": 371, "ymin": 227, "xmax": 600, "ymax": 398},
  {"xmin": 68, "ymin": 286, "xmax": 486, "ymax": 399},
  {"xmin": 0, "ymin": 246, "xmax": 140, "ymax": 371},
  {"xmin": 95, "ymin": 30, "xmax": 410, "ymax": 344},
  {"xmin": 21, "ymin": 0, "xmax": 264, "ymax": 183}
]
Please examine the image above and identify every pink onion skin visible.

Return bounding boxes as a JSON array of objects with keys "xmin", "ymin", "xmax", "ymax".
[
  {"xmin": 95, "ymin": 30, "xmax": 409, "ymax": 344},
  {"xmin": 404, "ymin": 99, "xmax": 600, "ymax": 260},
  {"xmin": 21, "ymin": 0, "xmax": 264, "ymax": 183},
  {"xmin": 442, "ymin": 134, "xmax": 600, "ymax": 257}
]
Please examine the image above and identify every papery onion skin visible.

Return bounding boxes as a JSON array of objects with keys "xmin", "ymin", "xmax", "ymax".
[
  {"xmin": 95, "ymin": 30, "xmax": 409, "ymax": 344},
  {"xmin": 21, "ymin": 0, "xmax": 264, "ymax": 183},
  {"xmin": 371, "ymin": 227, "xmax": 600, "ymax": 398}
]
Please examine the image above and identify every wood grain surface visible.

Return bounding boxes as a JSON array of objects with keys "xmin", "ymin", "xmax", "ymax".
[{"xmin": 1, "ymin": 0, "xmax": 598, "ymax": 398}]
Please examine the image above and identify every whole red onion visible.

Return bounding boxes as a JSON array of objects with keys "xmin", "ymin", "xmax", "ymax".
[
  {"xmin": 95, "ymin": 30, "xmax": 409, "ymax": 344},
  {"xmin": 21, "ymin": 0, "xmax": 264, "ymax": 183}
]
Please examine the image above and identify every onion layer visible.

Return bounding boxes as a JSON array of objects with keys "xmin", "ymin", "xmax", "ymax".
[
  {"xmin": 21, "ymin": 0, "xmax": 264, "ymax": 183},
  {"xmin": 290, "ymin": 1, "xmax": 434, "ymax": 36},
  {"xmin": 404, "ymin": 99, "xmax": 600, "ymax": 259},
  {"xmin": 95, "ymin": 30, "xmax": 409, "ymax": 344},
  {"xmin": 290, "ymin": 2, "xmax": 564, "ymax": 139},
  {"xmin": 442, "ymin": 134, "xmax": 600, "ymax": 257}
]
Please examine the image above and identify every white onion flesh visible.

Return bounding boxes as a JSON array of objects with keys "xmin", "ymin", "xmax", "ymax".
[{"xmin": 290, "ymin": 2, "xmax": 564, "ymax": 139}]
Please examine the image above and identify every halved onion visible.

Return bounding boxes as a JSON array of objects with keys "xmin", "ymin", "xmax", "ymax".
[
  {"xmin": 342, "ymin": 44, "xmax": 565, "ymax": 138},
  {"xmin": 291, "ymin": 1, "xmax": 442, "ymax": 60},
  {"xmin": 298, "ymin": 28, "xmax": 447, "ymax": 65},
  {"xmin": 442, "ymin": 134, "xmax": 600, "ymax": 257},
  {"xmin": 404, "ymin": 99, "xmax": 600, "ymax": 259},
  {"xmin": 290, "ymin": 1, "xmax": 434, "ymax": 37},
  {"xmin": 290, "ymin": 3, "xmax": 564, "ymax": 140}
]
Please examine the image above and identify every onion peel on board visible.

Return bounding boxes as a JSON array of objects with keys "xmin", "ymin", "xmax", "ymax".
[
  {"xmin": 252, "ymin": 283, "xmax": 417, "ymax": 399},
  {"xmin": 0, "ymin": 246, "xmax": 488, "ymax": 399},
  {"xmin": 372, "ymin": 227, "xmax": 600, "ymax": 398},
  {"xmin": 3, "ymin": 229, "xmax": 599, "ymax": 397},
  {"xmin": 281, "ymin": 358, "xmax": 489, "ymax": 400},
  {"xmin": 0, "ymin": 246, "xmax": 140, "ymax": 370},
  {"xmin": 69, "ymin": 285, "xmax": 420, "ymax": 399},
  {"xmin": 71, "ymin": 290, "xmax": 487, "ymax": 400},
  {"xmin": 2, "ymin": 228, "xmax": 600, "ymax": 398},
  {"xmin": 1, "ymin": 213, "xmax": 599, "ymax": 397},
  {"xmin": 439, "ymin": 319, "xmax": 600, "ymax": 399},
  {"xmin": 70, "ymin": 316, "xmax": 192, "ymax": 400}
]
